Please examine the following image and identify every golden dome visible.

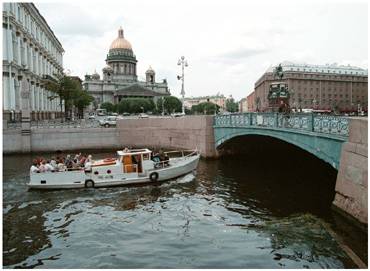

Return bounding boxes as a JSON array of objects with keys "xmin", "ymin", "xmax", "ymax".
[{"xmin": 109, "ymin": 27, "xmax": 132, "ymax": 50}]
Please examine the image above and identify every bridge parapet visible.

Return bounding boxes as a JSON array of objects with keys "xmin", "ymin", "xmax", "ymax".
[{"xmin": 214, "ymin": 113, "xmax": 349, "ymax": 138}]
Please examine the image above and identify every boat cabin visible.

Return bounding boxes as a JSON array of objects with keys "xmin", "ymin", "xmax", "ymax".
[{"xmin": 117, "ymin": 148, "xmax": 153, "ymax": 174}]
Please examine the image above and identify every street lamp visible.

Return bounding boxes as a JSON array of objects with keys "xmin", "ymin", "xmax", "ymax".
[{"xmin": 177, "ymin": 56, "xmax": 188, "ymax": 114}]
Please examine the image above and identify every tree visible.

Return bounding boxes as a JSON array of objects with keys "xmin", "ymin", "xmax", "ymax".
[
  {"xmin": 164, "ymin": 96, "xmax": 182, "ymax": 114},
  {"xmin": 156, "ymin": 96, "xmax": 182, "ymax": 114},
  {"xmin": 191, "ymin": 102, "xmax": 219, "ymax": 115},
  {"xmin": 226, "ymin": 98, "xmax": 239, "ymax": 113},
  {"xmin": 45, "ymin": 74, "xmax": 84, "ymax": 121},
  {"xmin": 100, "ymin": 102, "xmax": 115, "ymax": 113},
  {"xmin": 117, "ymin": 98, "xmax": 155, "ymax": 114},
  {"xmin": 73, "ymin": 89, "xmax": 94, "ymax": 118}
]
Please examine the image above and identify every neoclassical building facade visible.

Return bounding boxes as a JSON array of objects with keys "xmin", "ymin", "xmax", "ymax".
[
  {"xmin": 253, "ymin": 62, "xmax": 368, "ymax": 112},
  {"xmin": 3, "ymin": 3, "xmax": 64, "ymax": 121},
  {"xmin": 83, "ymin": 27, "xmax": 170, "ymax": 108}
]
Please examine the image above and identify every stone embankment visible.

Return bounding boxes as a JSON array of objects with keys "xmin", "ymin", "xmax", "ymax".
[
  {"xmin": 3, "ymin": 116, "xmax": 217, "ymax": 158},
  {"xmin": 333, "ymin": 118, "xmax": 368, "ymax": 226}
]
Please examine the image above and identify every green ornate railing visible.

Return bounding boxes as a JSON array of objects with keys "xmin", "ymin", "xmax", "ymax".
[{"xmin": 214, "ymin": 113, "xmax": 349, "ymax": 137}]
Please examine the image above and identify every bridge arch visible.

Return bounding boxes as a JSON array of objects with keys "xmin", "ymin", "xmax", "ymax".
[{"xmin": 214, "ymin": 127, "xmax": 346, "ymax": 170}]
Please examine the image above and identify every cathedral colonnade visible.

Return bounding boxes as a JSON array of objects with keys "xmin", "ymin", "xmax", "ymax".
[{"xmin": 3, "ymin": 3, "xmax": 64, "ymax": 122}]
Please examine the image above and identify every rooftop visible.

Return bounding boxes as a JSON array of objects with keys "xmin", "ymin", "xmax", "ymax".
[{"xmin": 265, "ymin": 61, "xmax": 368, "ymax": 76}]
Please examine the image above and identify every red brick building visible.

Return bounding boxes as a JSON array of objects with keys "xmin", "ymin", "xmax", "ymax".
[{"xmin": 246, "ymin": 92, "xmax": 255, "ymax": 111}]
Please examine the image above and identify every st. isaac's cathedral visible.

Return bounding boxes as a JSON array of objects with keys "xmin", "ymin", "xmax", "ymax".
[{"xmin": 83, "ymin": 27, "xmax": 170, "ymax": 108}]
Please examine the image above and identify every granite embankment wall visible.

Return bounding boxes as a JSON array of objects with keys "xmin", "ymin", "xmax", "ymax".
[
  {"xmin": 3, "ymin": 127, "xmax": 121, "ymax": 153},
  {"xmin": 116, "ymin": 116, "xmax": 217, "ymax": 158},
  {"xmin": 3, "ymin": 116, "xmax": 217, "ymax": 157},
  {"xmin": 333, "ymin": 118, "xmax": 368, "ymax": 225}
]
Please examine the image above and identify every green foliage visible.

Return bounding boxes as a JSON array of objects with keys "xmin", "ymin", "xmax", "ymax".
[
  {"xmin": 191, "ymin": 102, "xmax": 219, "ymax": 115},
  {"xmin": 117, "ymin": 98, "xmax": 155, "ymax": 114},
  {"xmin": 73, "ymin": 89, "xmax": 94, "ymax": 114},
  {"xmin": 100, "ymin": 102, "xmax": 116, "ymax": 113},
  {"xmin": 45, "ymin": 74, "xmax": 93, "ymax": 118},
  {"xmin": 156, "ymin": 96, "xmax": 182, "ymax": 114},
  {"xmin": 226, "ymin": 98, "xmax": 239, "ymax": 113}
]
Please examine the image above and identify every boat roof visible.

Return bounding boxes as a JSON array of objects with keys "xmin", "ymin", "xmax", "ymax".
[{"xmin": 117, "ymin": 148, "xmax": 152, "ymax": 156}]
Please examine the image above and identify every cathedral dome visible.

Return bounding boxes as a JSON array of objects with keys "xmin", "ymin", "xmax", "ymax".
[{"xmin": 109, "ymin": 27, "xmax": 132, "ymax": 50}]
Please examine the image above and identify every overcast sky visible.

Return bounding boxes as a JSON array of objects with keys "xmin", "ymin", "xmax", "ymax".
[{"xmin": 36, "ymin": 0, "xmax": 368, "ymax": 100}]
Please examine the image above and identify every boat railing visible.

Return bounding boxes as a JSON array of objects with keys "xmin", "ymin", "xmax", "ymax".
[
  {"xmin": 153, "ymin": 149, "xmax": 198, "ymax": 168},
  {"xmin": 164, "ymin": 149, "xmax": 199, "ymax": 158},
  {"xmin": 32, "ymin": 167, "xmax": 85, "ymax": 174}
]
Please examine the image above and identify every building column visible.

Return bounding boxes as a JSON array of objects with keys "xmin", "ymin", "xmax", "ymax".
[
  {"xmin": 9, "ymin": 74, "xmax": 16, "ymax": 110},
  {"xmin": 35, "ymin": 85, "xmax": 39, "ymax": 113},
  {"xmin": 14, "ymin": 77, "xmax": 20, "ymax": 111},
  {"xmin": 20, "ymin": 77, "xmax": 31, "ymax": 152},
  {"xmin": 30, "ymin": 84, "xmax": 34, "ymax": 112},
  {"xmin": 6, "ymin": 21, "xmax": 14, "ymax": 62},
  {"xmin": 29, "ymin": 46, "xmax": 33, "ymax": 72},
  {"xmin": 3, "ymin": 75, "xmax": 10, "ymax": 111},
  {"xmin": 17, "ymin": 34, "xmax": 21, "ymax": 66}
]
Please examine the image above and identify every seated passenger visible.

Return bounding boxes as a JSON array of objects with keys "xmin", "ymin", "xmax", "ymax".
[
  {"xmin": 45, "ymin": 160, "xmax": 54, "ymax": 172},
  {"xmin": 84, "ymin": 160, "xmax": 92, "ymax": 171},
  {"xmin": 79, "ymin": 155, "xmax": 86, "ymax": 167},
  {"xmin": 39, "ymin": 160, "xmax": 47, "ymax": 172},
  {"xmin": 50, "ymin": 157, "xmax": 58, "ymax": 169},
  {"xmin": 57, "ymin": 163, "xmax": 66, "ymax": 172},
  {"xmin": 30, "ymin": 161, "xmax": 40, "ymax": 174},
  {"xmin": 163, "ymin": 153, "xmax": 170, "ymax": 167}
]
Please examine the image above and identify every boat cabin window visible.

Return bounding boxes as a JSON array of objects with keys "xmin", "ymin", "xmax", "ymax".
[{"xmin": 143, "ymin": 153, "xmax": 150, "ymax": 160}]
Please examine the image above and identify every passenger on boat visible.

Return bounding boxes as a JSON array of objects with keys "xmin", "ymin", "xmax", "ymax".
[
  {"xmin": 30, "ymin": 160, "xmax": 40, "ymax": 174},
  {"xmin": 84, "ymin": 155, "xmax": 93, "ymax": 171},
  {"xmin": 39, "ymin": 160, "xmax": 47, "ymax": 172},
  {"xmin": 44, "ymin": 160, "xmax": 55, "ymax": 172},
  {"xmin": 57, "ymin": 162, "xmax": 66, "ymax": 172},
  {"xmin": 65, "ymin": 155, "xmax": 73, "ymax": 169},
  {"xmin": 50, "ymin": 157, "xmax": 58, "ymax": 169},
  {"xmin": 79, "ymin": 155, "xmax": 87, "ymax": 167}
]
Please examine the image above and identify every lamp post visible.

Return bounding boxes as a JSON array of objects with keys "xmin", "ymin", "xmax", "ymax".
[{"xmin": 177, "ymin": 56, "xmax": 188, "ymax": 114}]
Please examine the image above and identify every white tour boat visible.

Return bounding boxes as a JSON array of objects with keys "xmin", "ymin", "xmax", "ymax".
[{"xmin": 28, "ymin": 148, "xmax": 200, "ymax": 189}]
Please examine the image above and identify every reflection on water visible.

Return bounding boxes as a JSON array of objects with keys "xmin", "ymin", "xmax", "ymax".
[{"xmin": 2, "ymin": 151, "xmax": 365, "ymax": 268}]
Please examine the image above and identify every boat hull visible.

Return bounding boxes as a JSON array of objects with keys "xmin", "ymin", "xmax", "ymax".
[{"xmin": 28, "ymin": 154, "xmax": 200, "ymax": 190}]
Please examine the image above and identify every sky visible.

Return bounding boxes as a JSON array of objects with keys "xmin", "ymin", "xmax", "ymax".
[{"xmin": 35, "ymin": 0, "xmax": 368, "ymax": 100}]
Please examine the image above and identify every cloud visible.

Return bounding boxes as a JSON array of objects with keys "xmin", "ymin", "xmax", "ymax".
[
  {"xmin": 37, "ymin": 3, "xmax": 124, "ymax": 37},
  {"xmin": 221, "ymin": 48, "xmax": 268, "ymax": 60},
  {"xmin": 210, "ymin": 47, "xmax": 268, "ymax": 65}
]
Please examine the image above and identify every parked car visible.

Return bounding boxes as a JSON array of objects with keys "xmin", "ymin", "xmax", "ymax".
[
  {"xmin": 88, "ymin": 114, "xmax": 96, "ymax": 120},
  {"xmin": 171, "ymin": 112, "xmax": 185, "ymax": 117},
  {"xmin": 99, "ymin": 116, "xmax": 117, "ymax": 127},
  {"xmin": 138, "ymin": 113, "xmax": 149, "ymax": 118}
]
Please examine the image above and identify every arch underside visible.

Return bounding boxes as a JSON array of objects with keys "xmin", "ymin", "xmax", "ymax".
[{"xmin": 215, "ymin": 127, "xmax": 345, "ymax": 170}]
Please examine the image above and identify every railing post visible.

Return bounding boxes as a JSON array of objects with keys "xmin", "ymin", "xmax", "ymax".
[
  {"xmin": 309, "ymin": 113, "xmax": 314, "ymax": 132},
  {"xmin": 274, "ymin": 113, "xmax": 278, "ymax": 127}
]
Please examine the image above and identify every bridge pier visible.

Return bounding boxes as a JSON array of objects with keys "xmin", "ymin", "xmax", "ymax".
[{"xmin": 333, "ymin": 118, "xmax": 368, "ymax": 226}]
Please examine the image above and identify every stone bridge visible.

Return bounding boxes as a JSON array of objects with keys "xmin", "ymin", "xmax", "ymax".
[
  {"xmin": 214, "ymin": 113, "xmax": 349, "ymax": 169},
  {"xmin": 214, "ymin": 113, "xmax": 367, "ymax": 225}
]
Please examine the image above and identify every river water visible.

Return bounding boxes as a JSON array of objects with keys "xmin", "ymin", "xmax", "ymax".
[{"xmin": 3, "ymin": 150, "xmax": 366, "ymax": 268}]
